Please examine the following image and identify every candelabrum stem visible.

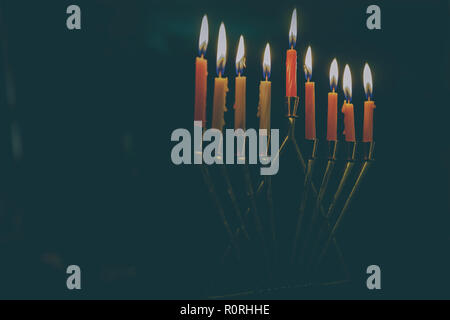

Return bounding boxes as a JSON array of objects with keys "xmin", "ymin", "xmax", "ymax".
[
  {"xmin": 221, "ymin": 179, "xmax": 265, "ymax": 263},
  {"xmin": 220, "ymin": 166, "xmax": 250, "ymax": 240},
  {"xmin": 317, "ymin": 160, "xmax": 373, "ymax": 266},
  {"xmin": 299, "ymin": 158, "xmax": 336, "ymax": 267},
  {"xmin": 266, "ymin": 175, "xmax": 276, "ymax": 244},
  {"xmin": 309, "ymin": 160, "xmax": 354, "ymax": 267},
  {"xmin": 291, "ymin": 139, "xmax": 317, "ymax": 264},
  {"xmin": 243, "ymin": 165, "xmax": 271, "ymax": 278},
  {"xmin": 200, "ymin": 165, "xmax": 240, "ymax": 260}
]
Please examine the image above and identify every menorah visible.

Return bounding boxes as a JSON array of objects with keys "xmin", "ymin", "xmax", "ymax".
[{"xmin": 200, "ymin": 97, "xmax": 375, "ymax": 298}]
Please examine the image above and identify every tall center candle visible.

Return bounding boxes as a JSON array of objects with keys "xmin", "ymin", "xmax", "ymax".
[
  {"xmin": 194, "ymin": 15, "xmax": 208, "ymax": 127},
  {"xmin": 327, "ymin": 58, "xmax": 338, "ymax": 141},
  {"xmin": 286, "ymin": 9, "xmax": 298, "ymax": 97},
  {"xmin": 304, "ymin": 46, "xmax": 315, "ymax": 140},
  {"xmin": 212, "ymin": 23, "xmax": 228, "ymax": 131},
  {"xmin": 342, "ymin": 65, "xmax": 356, "ymax": 142},
  {"xmin": 234, "ymin": 35, "xmax": 246, "ymax": 130},
  {"xmin": 363, "ymin": 63, "xmax": 376, "ymax": 142}
]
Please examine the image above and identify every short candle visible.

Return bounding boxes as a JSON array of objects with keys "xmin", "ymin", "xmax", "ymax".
[
  {"xmin": 234, "ymin": 35, "xmax": 246, "ymax": 131},
  {"xmin": 327, "ymin": 58, "xmax": 338, "ymax": 141},
  {"xmin": 363, "ymin": 63, "xmax": 376, "ymax": 142},
  {"xmin": 341, "ymin": 64, "xmax": 356, "ymax": 142},
  {"xmin": 212, "ymin": 22, "xmax": 228, "ymax": 131}
]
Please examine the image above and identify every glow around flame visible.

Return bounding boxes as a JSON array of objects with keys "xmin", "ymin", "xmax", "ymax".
[
  {"xmin": 363, "ymin": 63, "xmax": 373, "ymax": 99},
  {"xmin": 263, "ymin": 43, "xmax": 271, "ymax": 80},
  {"xmin": 343, "ymin": 64, "xmax": 352, "ymax": 102},
  {"xmin": 329, "ymin": 58, "xmax": 338, "ymax": 91},
  {"xmin": 198, "ymin": 15, "xmax": 208, "ymax": 55},
  {"xmin": 235, "ymin": 35, "xmax": 245, "ymax": 75},
  {"xmin": 304, "ymin": 46, "xmax": 312, "ymax": 80},
  {"xmin": 289, "ymin": 9, "xmax": 297, "ymax": 48},
  {"xmin": 216, "ymin": 22, "xmax": 227, "ymax": 75}
]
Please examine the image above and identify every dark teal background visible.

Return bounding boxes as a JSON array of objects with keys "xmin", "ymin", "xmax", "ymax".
[{"xmin": 0, "ymin": 0, "xmax": 448, "ymax": 299}]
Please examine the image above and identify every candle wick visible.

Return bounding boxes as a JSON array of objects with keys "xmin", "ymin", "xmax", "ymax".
[
  {"xmin": 201, "ymin": 53, "xmax": 204, "ymax": 59},
  {"xmin": 265, "ymin": 74, "xmax": 268, "ymax": 81},
  {"xmin": 332, "ymin": 87, "xmax": 335, "ymax": 93}
]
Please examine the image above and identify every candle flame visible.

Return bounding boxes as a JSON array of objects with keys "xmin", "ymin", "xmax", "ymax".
[
  {"xmin": 343, "ymin": 64, "xmax": 352, "ymax": 102},
  {"xmin": 263, "ymin": 43, "xmax": 271, "ymax": 80},
  {"xmin": 363, "ymin": 63, "xmax": 373, "ymax": 99},
  {"xmin": 198, "ymin": 15, "xmax": 208, "ymax": 55},
  {"xmin": 289, "ymin": 9, "xmax": 297, "ymax": 48},
  {"xmin": 304, "ymin": 46, "xmax": 312, "ymax": 81},
  {"xmin": 235, "ymin": 35, "xmax": 245, "ymax": 75},
  {"xmin": 329, "ymin": 58, "xmax": 338, "ymax": 91},
  {"xmin": 216, "ymin": 22, "xmax": 227, "ymax": 76}
]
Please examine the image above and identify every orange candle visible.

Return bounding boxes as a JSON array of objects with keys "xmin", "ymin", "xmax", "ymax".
[
  {"xmin": 304, "ymin": 46, "xmax": 315, "ymax": 140},
  {"xmin": 363, "ymin": 63, "xmax": 376, "ymax": 142},
  {"xmin": 194, "ymin": 15, "xmax": 208, "ymax": 127},
  {"xmin": 327, "ymin": 58, "xmax": 338, "ymax": 141},
  {"xmin": 286, "ymin": 9, "xmax": 297, "ymax": 97},
  {"xmin": 341, "ymin": 65, "xmax": 355, "ymax": 142},
  {"xmin": 258, "ymin": 44, "xmax": 272, "ymax": 132},
  {"xmin": 212, "ymin": 23, "xmax": 228, "ymax": 131},
  {"xmin": 234, "ymin": 35, "xmax": 246, "ymax": 130}
]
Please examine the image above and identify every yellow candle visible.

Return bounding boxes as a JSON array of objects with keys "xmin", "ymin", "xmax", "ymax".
[
  {"xmin": 234, "ymin": 35, "xmax": 246, "ymax": 130},
  {"xmin": 212, "ymin": 23, "xmax": 228, "ymax": 131},
  {"xmin": 363, "ymin": 63, "xmax": 376, "ymax": 142},
  {"xmin": 258, "ymin": 44, "xmax": 271, "ymax": 132}
]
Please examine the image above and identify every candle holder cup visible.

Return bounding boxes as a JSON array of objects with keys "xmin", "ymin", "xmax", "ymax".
[{"xmin": 285, "ymin": 96, "xmax": 300, "ymax": 118}]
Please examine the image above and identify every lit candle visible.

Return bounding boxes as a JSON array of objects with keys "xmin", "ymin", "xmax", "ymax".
[
  {"xmin": 234, "ymin": 35, "xmax": 246, "ymax": 130},
  {"xmin": 258, "ymin": 43, "xmax": 271, "ymax": 132},
  {"xmin": 194, "ymin": 15, "xmax": 208, "ymax": 127},
  {"xmin": 327, "ymin": 58, "xmax": 338, "ymax": 141},
  {"xmin": 304, "ymin": 46, "xmax": 315, "ymax": 140},
  {"xmin": 286, "ymin": 9, "xmax": 297, "ymax": 97},
  {"xmin": 212, "ymin": 23, "xmax": 228, "ymax": 131},
  {"xmin": 363, "ymin": 63, "xmax": 376, "ymax": 142},
  {"xmin": 341, "ymin": 65, "xmax": 356, "ymax": 142}
]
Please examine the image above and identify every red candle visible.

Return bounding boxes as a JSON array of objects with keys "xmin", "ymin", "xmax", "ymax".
[
  {"xmin": 286, "ymin": 9, "xmax": 297, "ymax": 97},
  {"xmin": 363, "ymin": 63, "xmax": 376, "ymax": 142},
  {"xmin": 304, "ymin": 46, "xmax": 315, "ymax": 140},
  {"xmin": 342, "ymin": 65, "xmax": 356, "ymax": 142},
  {"xmin": 327, "ymin": 58, "xmax": 338, "ymax": 141},
  {"xmin": 194, "ymin": 15, "xmax": 208, "ymax": 127}
]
